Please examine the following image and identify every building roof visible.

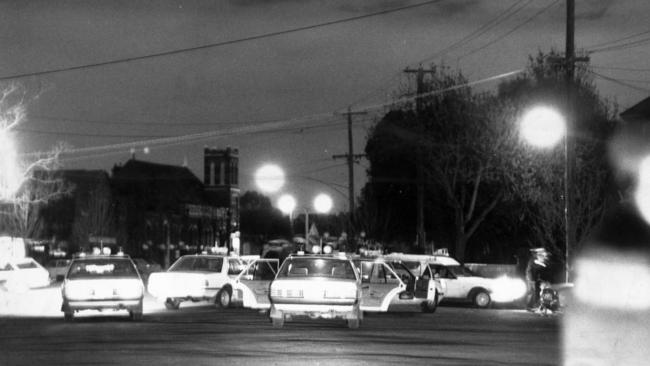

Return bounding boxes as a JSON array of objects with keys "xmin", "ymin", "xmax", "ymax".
[
  {"xmin": 620, "ymin": 96, "xmax": 650, "ymax": 122},
  {"xmin": 112, "ymin": 159, "xmax": 205, "ymax": 206}
]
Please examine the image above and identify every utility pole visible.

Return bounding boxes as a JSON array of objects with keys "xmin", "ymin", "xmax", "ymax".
[
  {"xmin": 564, "ymin": 0, "xmax": 588, "ymax": 284},
  {"xmin": 333, "ymin": 106, "xmax": 367, "ymax": 251},
  {"xmin": 404, "ymin": 66, "xmax": 436, "ymax": 249}
]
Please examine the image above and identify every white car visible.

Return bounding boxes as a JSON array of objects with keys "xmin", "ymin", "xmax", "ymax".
[
  {"xmin": 269, "ymin": 255, "xmax": 363, "ymax": 329},
  {"xmin": 0, "ymin": 257, "xmax": 51, "ymax": 290},
  {"xmin": 354, "ymin": 257, "xmax": 444, "ymax": 313},
  {"xmin": 147, "ymin": 254, "xmax": 245, "ymax": 310},
  {"xmin": 385, "ymin": 253, "xmax": 526, "ymax": 308},
  {"xmin": 216, "ymin": 258, "xmax": 279, "ymax": 309},
  {"xmin": 61, "ymin": 254, "xmax": 145, "ymax": 321}
]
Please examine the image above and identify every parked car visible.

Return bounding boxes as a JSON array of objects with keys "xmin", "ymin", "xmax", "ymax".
[
  {"xmin": 131, "ymin": 258, "xmax": 162, "ymax": 282},
  {"xmin": 384, "ymin": 253, "xmax": 526, "ymax": 308},
  {"xmin": 353, "ymin": 256, "xmax": 444, "ymax": 313},
  {"xmin": 0, "ymin": 257, "xmax": 51, "ymax": 290},
  {"xmin": 269, "ymin": 254, "xmax": 363, "ymax": 329},
  {"xmin": 216, "ymin": 257, "xmax": 279, "ymax": 309},
  {"xmin": 61, "ymin": 253, "xmax": 145, "ymax": 321},
  {"xmin": 45, "ymin": 259, "xmax": 72, "ymax": 282},
  {"xmin": 147, "ymin": 254, "xmax": 245, "ymax": 310}
]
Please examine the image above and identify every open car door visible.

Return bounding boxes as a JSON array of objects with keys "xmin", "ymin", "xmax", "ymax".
[
  {"xmin": 358, "ymin": 260, "xmax": 405, "ymax": 312},
  {"xmin": 235, "ymin": 258, "xmax": 279, "ymax": 309}
]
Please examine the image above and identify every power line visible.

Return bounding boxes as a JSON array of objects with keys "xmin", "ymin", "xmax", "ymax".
[
  {"xmin": 418, "ymin": 0, "xmax": 532, "ymax": 64},
  {"xmin": 456, "ymin": 0, "xmax": 561, "ymax": 61},
  {"xmin": 345, "ymin": 0, "xmax": 530, "ymax": 110},
  {"xmin": 590, "ymin": 65, "xmax": 650, "ymax": 72},
  {"xmin": 28, "ymin": 114, "xmax": 285, "ymax": 127},
  {"xmin": 19, "ymin": 69, "xmax": 522, "ymax": 159},
  {"xmin": 584, "ymin": 29, "xmax": 650, "ymax": 51},
  {"xmin": 589, "ymin": 70, "xmax": 650, "ymax": 93},
  {"xmin": 587, "ymin": 36, "xmax": 650, "ymax": 54},
  {"xmin": 0, "ymin": 0, "xmax": 443, "ymax": 81}
]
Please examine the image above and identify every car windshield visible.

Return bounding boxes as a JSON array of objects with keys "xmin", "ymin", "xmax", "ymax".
[
  {"xmin": 168, "ymin": 256, "xmax": 224, "ymax": 272},
  {"xmin": 67, "ymin": 259, "xmax": 138, "ymax": 279},
  {"xmin": 277, "ymin": 258, "xmax": 356, "ymax": 280}
]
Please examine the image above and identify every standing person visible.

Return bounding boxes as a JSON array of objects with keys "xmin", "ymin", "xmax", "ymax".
[{"xmin": 525, "ymin": 248, "xmax": 547, "ymax": 310}]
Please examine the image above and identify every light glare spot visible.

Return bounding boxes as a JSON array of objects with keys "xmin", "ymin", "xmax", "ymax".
[
  {"xmin": 634, "ymin": 155, "xmax": 650, "ymax": 224},
  {"xmin": 521, "ymin": 106, "xmax": 566, "ymax": 148},
  {"xmin": 255, "ymin": 164, "xmax": 285, "ymax": 193}
]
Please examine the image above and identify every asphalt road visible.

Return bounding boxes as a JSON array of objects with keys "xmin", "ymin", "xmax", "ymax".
[{"xmin": 0, "ymin": 289, "xmax": 560, "ymax": 366}]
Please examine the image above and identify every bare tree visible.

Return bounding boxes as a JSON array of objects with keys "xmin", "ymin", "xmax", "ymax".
[{"xmin": 0, "ymin": 83, "xmax": 72, "ymax": 238}]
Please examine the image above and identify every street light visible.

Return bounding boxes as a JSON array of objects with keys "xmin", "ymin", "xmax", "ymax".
[
  {"xmin": 276, "ymin": 193, "xmax": 333, "ymax": 253},
  {"xmin": 521, "ymin": 105, "xmax": 571, "ymax": 283},
  {"xmin": 255, "ymin": 164, "xmax": 285, "ymax": 193}
]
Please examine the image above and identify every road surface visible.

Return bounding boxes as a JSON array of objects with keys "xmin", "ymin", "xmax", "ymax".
[{"xmin": 0, "ymin": 287, "xmax": 559, "ymax": 366}]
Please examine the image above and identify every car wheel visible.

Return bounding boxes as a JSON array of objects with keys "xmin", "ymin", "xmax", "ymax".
[
  {"xmin": 474, "ymin": 291, "xmax": 491, "ymax": 308},
  {"xmin": 347, "ymin": 318, "xmax": 360, "ymax": 329},
  {"xmin": 164, "ymin": 298, "xmax": 181, "ymax": 310},
  {"xmin": 272, "ymin": 316, "xmax": 284, "ymax": 329},
  {"xmin": 63, "ymin": 312, "xmax": 74, "ymax": 322},
  {"xmin": 217, "ymin": 288, "xmax": 232, "ymax": 308}
]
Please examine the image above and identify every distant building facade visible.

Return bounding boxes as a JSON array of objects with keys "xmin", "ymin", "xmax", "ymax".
[{"xmin": 112, "ymin": 148, "xmax": 239, "ymax": 266}]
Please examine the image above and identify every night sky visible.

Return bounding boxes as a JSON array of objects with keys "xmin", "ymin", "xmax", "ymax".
[{"xmin": 1, "ymin": 0, "xmax": 648, "ymax": 212}]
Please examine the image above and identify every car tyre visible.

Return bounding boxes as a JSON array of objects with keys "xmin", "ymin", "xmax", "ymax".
[
  {"xmin": 474, "ymin": 291, "xmax": 491, "ymax": 308},
  {"xmin": 164, "ymin": 298, "xmax": 181, "ymax": 310},
  {"xmin": 347, "ymin": 318, "xmax": 360, "ymax": 329},
  {"xmin": 217, "ymin": 288, "xmax": 232, "ymax": 308},
  {"xmin": 63, "ymin": 312, "xmax": 74, "ymax": 322},
  {"xmin": 272, "ymin": 316, "xmax": 284, "ymax": 329}
]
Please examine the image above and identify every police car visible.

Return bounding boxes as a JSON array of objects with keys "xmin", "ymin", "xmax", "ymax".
[
  {"xmin": 61, "ymin": 248, "xmax": 144, "ymax": 321},
  {"xmin": 269, "ymin": 253, "xmax": 363, "ymax": 329}
]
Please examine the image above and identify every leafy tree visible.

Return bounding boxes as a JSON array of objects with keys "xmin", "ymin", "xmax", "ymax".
[
  {"xmin": 497, "ymin": 50, "xmax": 618, "ymax": 265},
  {"xmin": 363, "ymin": 66, "xmax": 527, "ymax": 261},
  {"xmin": 239, "ymin": 191, "xmax": 290, "ymax": 241}
]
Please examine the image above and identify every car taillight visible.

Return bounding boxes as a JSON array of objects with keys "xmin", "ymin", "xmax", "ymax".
[{"xmin": 271, "ymin": 288, "xmax": 304, "ymax": 298}]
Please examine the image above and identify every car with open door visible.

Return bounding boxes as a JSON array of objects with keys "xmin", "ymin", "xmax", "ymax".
[
  {"xmin": 354, "ymin": 257, "xmax": 444, "ymax": 313},
  {"xmin": 216, "ymin": 258, "xmax": 279, "ymax": 309}
]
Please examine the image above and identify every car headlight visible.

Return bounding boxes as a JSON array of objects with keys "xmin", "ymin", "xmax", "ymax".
[{"xmin": 491, "ymin": 276, "xmax": 527, "ymax": 302}]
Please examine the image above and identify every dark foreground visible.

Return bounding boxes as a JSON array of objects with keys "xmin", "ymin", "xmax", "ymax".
[{"xmin": 0, "ymin": 297, "xmax": 559, "ymax": 366}]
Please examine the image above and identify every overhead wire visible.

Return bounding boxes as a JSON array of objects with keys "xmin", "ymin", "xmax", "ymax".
[
  {"xmin": 584, "ymin": 29, "xmax": 650, "ymax": 52},
  {"xmin": 0, "ymin": 0, "xmax": 443, "ymax": 81},
  {"xmin": 589, "ymin": 70, "xmax": 650, "ymax": 93},
  {"xmin": 456, "ymin": 0, "xmax": 561, "ymax": 61},
  {"xmin": 417, "ymin": 0, "xmax": 533, "ymax": 64}
]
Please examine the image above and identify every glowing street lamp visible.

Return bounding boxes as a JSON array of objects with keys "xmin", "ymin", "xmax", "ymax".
[
  {"xmin": 521, "ymin": 105, "xmax": 571, "ymax": 283},
  {"xmin": 520, "ymin": 106, "xmax": 566, "ymax": 148},
  {"xmin": 255, "ymin": 164, "xmax": 285, "ymax": 193},
  {"xmin": 313, "ymin": 193, "xmax": 333, "ymax": 214},
  {"xmin": 276, "ymin": 193, "xmax": 333, "ymax": 253}
]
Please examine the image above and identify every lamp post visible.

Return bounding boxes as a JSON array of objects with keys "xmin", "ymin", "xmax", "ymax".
[
  {"xmin": 277, "ymin": 193, "xmax": 333, "ymax": 253},
  {"xmin": 521, "ymin": 105, "xmax": 570, "ymax": 283}
]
